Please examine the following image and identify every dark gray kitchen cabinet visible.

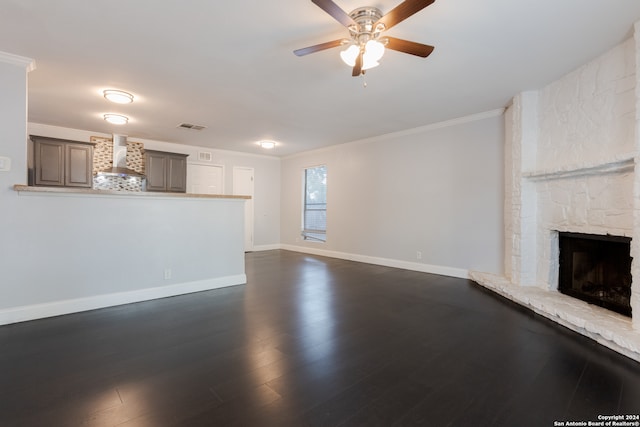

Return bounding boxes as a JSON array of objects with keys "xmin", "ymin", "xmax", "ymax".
[
  {"xmin": 31, "ymin": 135, "xmax": 94, "ymax": 188},
  {"xmin": 144, "ymin": 150, "xmax": 188, "ymax": 193}
]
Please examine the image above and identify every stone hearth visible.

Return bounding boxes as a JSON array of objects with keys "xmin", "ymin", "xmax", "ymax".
[{"xmin": 471, "ymin": 272, "xmax": 640, "ymax": 362}]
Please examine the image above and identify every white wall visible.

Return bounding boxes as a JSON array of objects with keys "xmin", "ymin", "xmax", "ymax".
[
  {"xmin": 28, "ymin": 123, "xmax": 281, "ymax": 250},
  {"xmin": 280, "ymin": 111, "xmax": 505, "ymax": 277},
  {"xmin": 0, "ymin": 54, "xmax": 248, "ymax": 325}
]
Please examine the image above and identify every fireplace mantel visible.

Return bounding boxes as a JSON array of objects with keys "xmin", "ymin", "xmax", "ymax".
[{"xmin": 522, "ymin": 153, "xmax": 635, "ymax": 181}]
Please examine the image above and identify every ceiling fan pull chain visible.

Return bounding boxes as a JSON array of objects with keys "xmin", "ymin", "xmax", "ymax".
[{"xmin": 362, "ymin": 70, "xmax": 367, "ymax": 88}]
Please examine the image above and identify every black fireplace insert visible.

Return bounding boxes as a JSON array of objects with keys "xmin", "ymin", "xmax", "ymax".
[{"xmin": 558, "ymin": 232, "xmax": 632, "ymax": 317}]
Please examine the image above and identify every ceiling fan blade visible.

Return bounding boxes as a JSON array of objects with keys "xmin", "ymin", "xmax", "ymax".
[
  {"xmin": 352, "ymin": 50, "xmax": 363, "ymax": 76},
  {"xmin": 294, "ymin": 39, "xmax": 344, "ymax": 56},
  {"xmin": 312, "ymin": 0, "xmax": 356, "ymax": 27},
  {"xmin": 385, "ymin": 37, "xmax": 434, "ymax": 57},
  {"xmin": 376, "ymin": 0, "xmax": 435, "ymax": 31}
]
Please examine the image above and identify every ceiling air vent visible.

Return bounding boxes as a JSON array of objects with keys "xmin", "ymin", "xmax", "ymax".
[{"xmin": 177, "ymin": 122, "xmax": 207, "ymax": 131}]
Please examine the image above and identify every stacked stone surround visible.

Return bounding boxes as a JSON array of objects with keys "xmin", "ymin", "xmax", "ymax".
[{"xmin": 471, "ymin": 23, "xmax": 640, "ymax": 362}]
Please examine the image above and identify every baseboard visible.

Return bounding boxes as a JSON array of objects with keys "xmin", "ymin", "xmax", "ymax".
[
  {"xmin": 280, "ymin": 244, "xmax": 469, "ymax": 279},
  {"xmin": 251, "ymin": 244, "xmax": 282, "ymax": 252},
  {"xmin": 0, "ymin": 274, "xmax": 246, "ymax": 326}
]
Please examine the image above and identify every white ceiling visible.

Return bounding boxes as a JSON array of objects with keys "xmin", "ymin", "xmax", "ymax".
[{"xmin": 2, "ymin": 0, "xmax": 640, "ymax": 157}]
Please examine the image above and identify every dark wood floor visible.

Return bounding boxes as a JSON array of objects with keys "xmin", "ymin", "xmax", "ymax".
[{"xmin": 1, "ymin": 250, "xmax": 639, "ymax": 426}]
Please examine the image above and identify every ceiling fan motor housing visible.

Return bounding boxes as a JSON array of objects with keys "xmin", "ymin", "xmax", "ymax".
[{"xmin": 348, "ymin": 7, "xmax": 385, "ymax": 44}]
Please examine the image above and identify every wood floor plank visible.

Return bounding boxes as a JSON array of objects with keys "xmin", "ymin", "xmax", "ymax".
[{"xmin": 1, "ymin": 250, "xmax": 639, "ymax": 427}]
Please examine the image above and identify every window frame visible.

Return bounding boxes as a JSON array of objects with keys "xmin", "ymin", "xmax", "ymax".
[{"xmin": 302, "ymin": 164, "xmax": 327, "ymax": 242}]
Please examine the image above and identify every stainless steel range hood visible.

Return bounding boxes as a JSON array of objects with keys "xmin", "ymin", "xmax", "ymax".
[
  {"xmin": 93, "ymin": 134, "xmax": 146, "ymax": 191},
  {"xmin": 96, "ymin": 166, "xmax": 145, "ymax": 178},
  {"xmin": 96, "ymin": 134, "xmax": 145, "ymax": 178}
]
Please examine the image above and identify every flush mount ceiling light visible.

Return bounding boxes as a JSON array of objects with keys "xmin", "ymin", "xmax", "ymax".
[
  {"xmin": 257, "ymin": 140, "xmax": 276, "ymax": 149},
  {"xmin": 103, "ymin": 113, "xmax": 129, "ymax": 125},
  {"xmin": 103, "ymin": 89, "xmax": 134, "ymax": 104},
  {"xmin": 294, "ymin": 1, "xmax": 435, "ymax": 77}
]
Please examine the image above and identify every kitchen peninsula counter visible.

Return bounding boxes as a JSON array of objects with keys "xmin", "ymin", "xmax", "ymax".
[
  {"xmin": 5, "ymin": 183, "xmax": 249, "ymax": 326},
  {"xmin": 13, "ymin": 184, "xmax": 250, "ymax": 199}
]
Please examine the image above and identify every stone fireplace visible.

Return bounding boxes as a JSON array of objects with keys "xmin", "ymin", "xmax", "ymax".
[{"xmin": 470, "ymin": 22, "xmax": 640, "ymax": 362}]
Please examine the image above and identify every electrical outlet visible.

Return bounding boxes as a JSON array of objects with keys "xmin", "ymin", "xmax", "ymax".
[
  {"xmin": 164, "ymin": 268, "xmax": 172, "ymax": 280},
  {"xmin": 416, "ymin": 251, "xmax": 422, "ymax": 260}
]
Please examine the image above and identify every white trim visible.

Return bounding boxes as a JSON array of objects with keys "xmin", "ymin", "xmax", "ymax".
[
  {"xmin": 233, "ymin": 166, "xmax": 255, "ymax": 252},
  {"xmin": 283, "ymin": 108, "xmax": 506, "ymax": 160},
  {"xmin": 252, "ymin": 244, "xmax": 281, "ymax": 251},
  {"xmin": 280, "ymin": 244, "xmax": 469, "ymax": 279},
  {"xmin": 365, "ymin": 108, "xmax": 506, "ymax": 143},
  {"xmin": 0, "ymin": 274, "xmax": 246, "ymax": 326},
  {"xmin": 0, "ymin": 51, "xmax": 35, "ymax": 71}
]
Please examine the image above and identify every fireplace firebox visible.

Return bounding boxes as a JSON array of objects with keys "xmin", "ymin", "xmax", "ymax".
[{"xmin": 558, "ymin": 232, "xmax": 632, "ymax": 317}]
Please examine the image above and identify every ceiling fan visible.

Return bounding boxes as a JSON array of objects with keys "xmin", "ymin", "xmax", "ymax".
[{"xmin": 294, "ymin": 0, "xmax": 436, "ymax": 77}]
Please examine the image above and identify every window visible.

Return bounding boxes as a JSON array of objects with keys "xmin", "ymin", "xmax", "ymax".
[{"xmin": 302, "ymin": 165, "xmax": 327, "ymax": 242}]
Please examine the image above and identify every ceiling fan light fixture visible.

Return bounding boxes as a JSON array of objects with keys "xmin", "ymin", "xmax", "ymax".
[
  {"xmin": 362, "ymin": 39, "xmax": 384, "ymax": 70},
  {"xmin": 103, "ymin": 113, "xmax": 129, "ymax": 125},
  {"xmin": 340, "ymin": 44, "xmax": 360, "ymax": 66},
  {"xmin": 103, "ymin": 90, "xmax": 134, "ymax": 104},
  {"xmin": 365, "ymin": 39, "xmax": 385, "ymax": 62},
  {"xmin": 340, "ymin": 40, "xmax": 384, "ymax": 70},
  {"xmin": 362, "ymin": 59, "xmax": 380, "ymax": 71}
]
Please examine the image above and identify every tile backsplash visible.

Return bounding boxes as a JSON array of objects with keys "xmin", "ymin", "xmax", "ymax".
[{"xmin": 90, "ymin": 136, "xmax": 146, "ymax": 191}]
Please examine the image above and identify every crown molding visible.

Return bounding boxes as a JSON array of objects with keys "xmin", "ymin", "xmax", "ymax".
[
  {"xmin": 349, "ymin": 108, "xmax": 506, "ymax": 146},
  {"xmin": 283, "ymin": 108, "xmax": 506, "ymax": 160},
  {"xmin": 0, "ymin": 51, "xmax": 35, "ymax": 72}
]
